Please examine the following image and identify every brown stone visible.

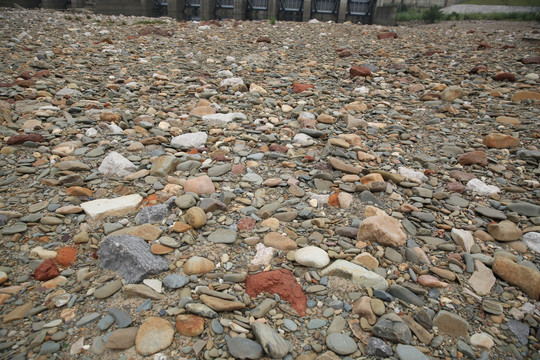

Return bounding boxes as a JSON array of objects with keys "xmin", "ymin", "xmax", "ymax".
[
  {"xmin": 512, "ymin": 91, "xmax": 540, "ymax": 102},
  {"xmin": 33, "ymin": 259, "xmax": 60, "ymax": 281},
  {"xmin": 356, "ymin": 215, "xmax": 406, "ymax": 247},
  {"xmin": 172, "ymin": 221, "xmax": 193, "ymax": 233},
  {"xmin": 378, "ymin": 32, "xmax": 398, "ymax": 39},
  {"xmin": 7, "ymin": 134, "xmax": 45, "ymax": 145},
  {"xmin": 175, "ymin": 314, "xmax": 205, "ymax": 336},
  {"xmin": 105, "ymin": 327, "xmax": 139, "ymax": 350},
  {"xmin": 483, "ymin": 133, "xmax": 520, "ymax": 149},
  {"xmin": 183, "ymin": 256, "xmax": 215, "ymax": 275},
  {"xmin": 492, "ymin": 257, "xmax": 540, "ymax": 300},
  {"xmin": 352, "ymin": 296, "xmax": 376, "ymax": 325},
  {"xmin": 457, "ymin": 151, "xmax": 487, "ymax": 166},
  {"xmin": 56, "ymin": 247, "xmax": 76, "ymax": 267},
  {"xmin": 360, "ymin": 173, "xmax": 384, "ymax": 185},
  {"xmin": 418, "ymin": 275, "xmax": 448, "ymax": 288},
  {"xmin": 109, "ymin": 224, "xmax": 163, "ymax": 241},
  {"xmin": 292, "ymin": 83, "xmax": 315, "ymax": 93},
  {"xmin": 433, "ymin": 310, "xmax": 468, "ymax": 337},
  {"xmin": 521, "ymin": 56, "xmax": 540, "ymax": 64},
  {"xmin": 99, "ymin": 112, "xmax": 122, "ymax": 122},
  {"xmin": 184, "ymin": 175, "xmax": 215, "ymax": 195},
  {"xmin": 400, "ymin": 315, "xmax": 433, "ymax": 345},
  {"xmin": 150, "ymin": 243, "xmax": 174, "ymax": 255},
  {"xmin": 263, "ymin": 232, "xmax": 297, "ymax": 250},
  {"xmin": 135, "ymin": 317, "xmax": 174, "ymax": 355},
  {"xmin": 186, "ymin": 207, "xmax": 207, "ymax": 229},
  {"xmin": 328, "ymin": 157, "xmax": 361, "ymax": 174},
  {"xmin": 487, "ymin": 220, "xmax": 522, "ymax": 241},
  {"xmin": 493, "ymin": 72, "xmax": 516, "ymax": 82},
  {"xmin": 350, "ymin": 66, "xmax": 372, "ymax": 78},
  {"xmin": 65, "ymin": 186, "xmax": 93, "ymax": 197},
  {"xmin": 199, "ymin": 294, "xmax": 246, "ymax": 311},
  {"xmin": 3, "ymin": 302, "xmax": 33, "ymax": 323}
]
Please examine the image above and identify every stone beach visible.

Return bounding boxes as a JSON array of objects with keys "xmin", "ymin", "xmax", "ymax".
[{"xmin": 0, "ymin": 7, "xmax": 539, "ymax": 360}]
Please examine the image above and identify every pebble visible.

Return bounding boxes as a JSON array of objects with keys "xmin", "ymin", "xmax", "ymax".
[
  {"xmin": 325, "ymin": 333, "xmax": 358, "ymax": 355},
  {"xmin": 135, "ymin": 317, "xmax": 174, "ymax": 355}
]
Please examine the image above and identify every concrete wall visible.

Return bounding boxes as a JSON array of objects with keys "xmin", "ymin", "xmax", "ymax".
[
  {"xmin": 380, "ymin": 0, "xmax": 461, "ymax": 7},
  {"xmin": 0, "ymin": 0, "xmax": 40, "ymax": 8},
  {"xmin": 93, "ymin": 0, "xmax": 156, "ymax": 16}
]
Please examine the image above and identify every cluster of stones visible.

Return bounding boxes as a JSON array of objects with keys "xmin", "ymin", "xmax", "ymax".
[{"xmin": 0, "ymin": 8, "xmax": 539, "ymax": 360}]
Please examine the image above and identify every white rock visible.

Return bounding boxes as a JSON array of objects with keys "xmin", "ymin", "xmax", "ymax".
[
  {"xmin": 56, "ymin": 87, "xmax": 83, "ymax": 97},
  {"xmin": 98, "ymin": 151, "xmax": 137, "ymax": 177},
  {"xmin": 170, "ymin": 131, "xmax": 208, "ymax": 149},
  {"xmin": 451, "ymin": 228, "xmax": 475, "ymax": 253},
  {"xmin": 202, "ymin": 112, "xmax": 246, "ymax": 124},
  {"xmin": 321, "ymin": 260, "xmax": 388, "ymax": 291},
  {"xmin": 293, "ymin": 133, "xmax": 315, "ymax": 146},
  {"xmin": 219, "ymin": 77, "xmax": 244, "ymax": 87},
  {"xmin": 466, "ymin": 179, "xmax": 500, "ymax": 196},
  {"xmin": 523, "ymin": 232, "xmax": 540, "ymax": 253},
  {"xmin": 398, "ymin": 167, "xmax": 428, "ymax": 183},
  {"xmin": 0, "ymin": 271, "xmax": 8, "ymax": 285},
  {"xmin": 218, "ymin": 70, "xmax": 234, "ymax": 78},
  {"xmin": 81, "ymin": 194, "xmax": 143, "ymax": 219},
  {"xmin": 143, "ymin": 279, "xmax": 163, "ymax": 293},
  {"xmin": 470, "ymin": 332, "xmax": 494, "ymax": 350},
  {"xmin": 29, "ymin": 246, "xmax": 57, "ymax": 260},
  {"xmin": 294, "ymin": 246, "xmax": 330, "ymax": 268}
]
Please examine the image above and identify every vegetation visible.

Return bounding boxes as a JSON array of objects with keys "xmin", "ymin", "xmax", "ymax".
[
  {"xmin": 396, "ymin": 4, "xmax": 540, "ymax": 22},
  {"xmin": 134, "ymin": 19, "xmax": 167, "ymax": 25},
  {"xmin": 461, "ymin": 0, "xmax": 540, "ymax": 6},
  {"xmin": 269, "ymin": 15, "xmax": 277, "ymax": 25}
]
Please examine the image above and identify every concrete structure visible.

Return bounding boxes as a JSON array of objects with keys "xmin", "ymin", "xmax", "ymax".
[{"xmin": 0, "ymin": 0, "xmax": 40, "ymax": 8}]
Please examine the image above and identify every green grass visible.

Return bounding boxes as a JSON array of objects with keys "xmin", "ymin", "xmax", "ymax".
[
  {"xmin": 396, "ymin": 5, "xmax": 540, "ymax": 22},
  {"xmin": 460, "ymin": 0, "xmax": 540, "ymax": 6},
  {"xmin": 134, "ymin": 20, "xmax": 167, "ymax": 25}
]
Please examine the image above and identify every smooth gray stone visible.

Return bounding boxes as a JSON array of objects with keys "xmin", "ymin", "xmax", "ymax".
[
  {"xmin": 385, "ymin": 247, "xmax": 403, "ymax": 263},
  {"xmin": 175, "ymin": 194, "xmax": 197, "ymax": 209},
  {"xmin": 211, "ymin": 318, "xmax": 224, "ymax": 334},
  {"xmin": 507, "ymin": 202, "xmax": 540, "ymax": 217},
  {"xmin": 327, "ymin": 316, "xmax": 346, "ymax": 335},
  {"xmin": 207, "ymin": 164, "xmax": 232, "ymax": 177},
  {"xmin": 325, "ymin": 333, "xmax": 358, "ymax": 355},
  {"xmin": 396, "ymin": 344, "xmax": 429, "ymax": 360},
  {"xmin": 185, "ymin": 303, "xmax": 218, "ymax": 318},
  {"xmin": 94, "ymin": 280, "xmax": 123, "ymax": 299},
  {"xmin": 508, "ymin": 320, "xmax": 529, "ymax": 345},
  {"xmin": 283, "ymin": 318, "xmax": 298, "ymax": 332},
  {"xmin": 199, "ymin": 198, "xmax": 228, "ymax": 212},
  {"xmin": 103, "ymin": 222, "xmax": 123, "ymax": 235},
  {"xmin": 372, "ymin": 313, "xmax": 412, "ymax": 344},
  {"xmin": 163, "ymin": 274, "xmax": 189, "ymax": 289},
  {"xmin": 76, "ymin": 312, "xmax": 101, "ymax": 327},
  {"xmin": 457, "ymin": 340, "xmax": 475, "ymax": 359},
  {"xmin": 307, "ymin": 319, "xmax": 327, "ymax": 330},
  {"xmin": 90, "ymin": 336, "xmax": 105, "ymax": 355},
  {"xmin": 97, "ymin": 314, "xmax": 115, "ymax": 331},
  {"xmin": 446, "ymin": 196, "xmax": 469, "ymax": 208},
  {"xmin": 388, "ymin": 285, "xmax": 425, "ymax": 306},
  {"xmin": 1, "ymin": 222, "xmax": 27, "ymax": 234},
  {"xmin": 411, "ymin": 211, "xmax": 436, "ymax": 223},
  {"xmin": 474, "ymin": 206, "xmax": 507, "ymax": 220},
  {"xmin": 251, "ymin": 322, "xmax": 290, "ymax": 358},
  {"xmin": 135, "ymin": 204, "xmax": 169, "ymax": 225},
  {"xmin": 359, "ymin": 191, "xmax": 386, "ymax": 208},
  {"xmin": 226, "ymin": 336, "xmax": 264, "ymax": 360},
  {"xmin": 208, "ymin": 228, "xmax": 237, "ymax": 244},
  {"xmin": 39, "ymin": 341, "xmax": 60, "ymax": 355},
  {"xmin": 366, "ymin": 337, "xmax": 393, "ymax": 357},
  {"xmin": 159, "ymin": 236, "xmax": 180, "ymax": 248},
  {"xmin": 109, "ymin": 307, "xmax": 132, "ymax": 328},
  {"xmin": 97, "ymin": 235, "xmax": 169, "ymax": 283},
  {"xmin": 251, "ymin": 298, "xmax": 276, "ymax": 318}
]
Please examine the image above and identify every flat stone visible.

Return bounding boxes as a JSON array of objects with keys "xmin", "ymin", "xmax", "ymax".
[
  {"xmin": 109, "ymin": 224, "xmax": 163, "ymax": 241},
  {"xmin": 251, "ymin": 321, "xmax": 290, "ymax": 358},
  {"xmin": 263, "ymin": 232, "xmax": 297, "ymax": 250},
  {"xmin": 475, "ymin": 206, "xmax": 507, "ymax": 220},
  {"xmin": 135, "ymin": 317, "xmax": 174, "ymax": 355},
  {"xmin": 208, "ymin": 229, "xmax": 237, "ymax": 244},
  {"xmin": 507, "ymin": 202, "xmax": 540, "ymax": 217},
  {"xmin": 162, "ymin": 274, "xmax": 189, "ymax": 289},
  {"xmin": 357, "ymin": 215, "xmax": 406, "ymax": 247},
  {"xmin": 175, "ymin": 314, "xmax": 205, "ymax": 336},
  {"xmin": 325, "ymin": 333, "xmax": 358, "ymax": 355},
  {"xmin": 183, "ymin": 256, "xmax": 215, "ymax": 275},
  {"xmin": 200, "ymin": 294, "xmax": 245, "ymax": 311},
  {"xmin": 387, "ymin": 285, "xmax": 424, "ymax": 306},
  {"xmin": 372, "ymin": 313, "xmax": 412, "ymax": 344},
  {"xmin": 321, "ymin": 260, "xmax": 388, "ymax": 291},
  {"xmin": 226, "ymin": 336, "xmax": 264, "ymax": 360},
  {"xmin": 105, "ymin": 327, "xmax": 138, "ymax": 350},
  {"xmin": 171, "ymin": 131, "xmax": 207, "ymax": 149},
  {"xmin": 469, "ymin": 260, "xmax": 496, "ymax": 296},
  {"xmin": 294, "ymin": 246, "xmax": 330, "ymax": 268},
  {"xmin": 3, "ymin": 302, "xmax": 33, "ymax": 323},
  {"xmin": 487, "ymin": 220, "xmax": 522, "ymax": 242},
  {"xmin": 492, "ymin": 257, "xmax": 540, "ymax": 300},
  {"xmin": 433, "ymin": 310, "xmax": 468, "ymax": 337},
  {"xmin": 395, "ymin": 344, "xmax": 429, "ymax": 360},
  {"xmin": 94, "ymin": 279, "xmax": 123, "ymax": 299},
  {"xmin": 81, "ymin": 194, "xmax": 143, "ymax": 219}
]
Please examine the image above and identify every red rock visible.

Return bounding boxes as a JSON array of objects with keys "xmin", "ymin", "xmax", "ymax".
[
  {"xmin": 477, "ymin": 43, "xmax": 491, "ymax": 49},
  {"xmin": 350, "ymin": 66, "xmax": 372, "ymax": 78},
  {"xmin": 493, "ymin": 72, "xmax": 516, "ymax": 82},
  {"xmin": 175, "ymin": 314, "xmax": 205, "ymax": 336},
  {"xmin": 446, "ymin": 182, "xmax": 466, "ymax": 193},
  {"xmin": 292, "ymin": 83, "xmax": 315, "ymax": 93},
  {"xmin": 457, "ymin": 151, "xmax": 487, "ymax": 166},
  {"xmin": 338, "ymin": 49, "xmax": 353, "ymax": 58},
  {"xmin": 418, "ymin": 275, "xmax": 449, "ymax": 288},
  {"xmin": 256, "ymin": 37, "xmax": 271, "ymax": 43},
  {"xmin": 328, "ymin": 192, "xmax": 340, "ymax": 207},
  {"xmin": 269, "ymin": 144, "xmax": 289, "ymax": 154},
  {"xmin": 12, "ymin": 79, "xmax": 34, "ymax": 88},
  {"xmin": 7, "ymin": 134, "xmax": 45, "ymax": 145},
  {"xmin": 33, "ymin": 70, "xmax": 50, "ymax": 78},
  {"xmin": 521, "ymin": 56, "xmax": 540, "ymax": 64},
  {"xmin": 237, "ymin": 217, "xmax": 256, "ymax": 231},
  {"xmin": 19, "ymin": 72, "xmax": 32, "ymax": 80},
  {"xmin": 483, "ymin": 133, "xmax": 520, "ymax": 149},
  {"xmin": 231, "ymin": 164, "xmax": 245, "ymax": 174},
  {"xmin": 183, "ymin": 175, "xmax": 215, "ymax": 195},
  {"xmin": 378, "ymin": 32, "xmax": 398, "ymax": 39},
  {"xmin": 33, "ymin": 259, "xmax": 60, "ymax": 281},
  {"xmin": 449, "ymin": 170, "xmax": 476, "ymax": 182},
  {"xmin": 245, "ymin": 269, "xmax": 306, "ymax": 316},
  {"xmin": 469, "ymin": 65, "xmax": 487, "ymax": 74},
  {"xmin": 424, "ymin": 50, "xmax": 444, "ymax": 56},
  {"xmin": 56, "ymin": 247, "xmax": 77, "ymax": 267},
  {"xmin": 492, "ymin": 257, "xmax": 540, "ymax": 300},
  {"xmin": 502, "ymin": 44, "xmax": 515, "ymax": 49}
]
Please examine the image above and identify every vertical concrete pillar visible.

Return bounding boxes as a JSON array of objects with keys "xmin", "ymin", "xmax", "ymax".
[
  {"xmin": 337, "ymin": 0, "xmax": 347, "ymax": 22},
  {"xmin": 168, "ymin": 0, "xmax": 186, "ymax": 20},
  {"xmin": 234, "ymin": 0, "xmax": 246, "ymax": 19},
  {"xmin": 268, "ymin": 0, "xmax": 279, "ymax": 19},
  {"xmin": 201, "ymin": 0, "xmax": 216, "ymax": 20},
  {"xmin": 303, "ymin": 0, "xmax": 311, "ymax": 21}
]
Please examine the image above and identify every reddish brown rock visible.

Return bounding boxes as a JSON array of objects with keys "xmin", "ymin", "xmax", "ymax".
[
  {"xmin": 256, "ymin": 37, "xmax": 271, "ymax": 43},
  {"xmin": 245, "ymin": 269, "xmax": 306, "ymax": 316},
  {"xmin": 378, "ymin": 32, "xmax": 398, "ymax": 39},
  {"xmin": 269, "ymin": 144, "xmax": 289, "ymax": 153},
  {"xmin": 521, "ymin": 56, "xmax": 540, "ymax": 64},
  {"xmin": 469, "ymin": 65, "xmax": 487, "ymax": 74},
  {"xmin": 33, "ymin": 259, "xmax": 60, "ymax": 281},
  {"xmin": 457, "ymin": 151, "xmax": 487, "ymax": 166},
  {"xmin": 56, "ymin": 247, "xmax": 77, "ymax": 267},
  {"xmin": 512, "ymin": 91, "xmax": 540, "ymax": 102},
  {"xmin": 183, "ymin": 175, "xmax": 215, "ymax": 195},
  {"xmin": 292, "ymin": 83, "xmax": 315, "ymax": 93},
  {"xmin": 446, "ymin": 182, "xmax": 466, "ymax": 193},
  {"xmin": 492, "ymin": 257, "xmax": 540, "ymax": 300},
  {"xmin": 237, "ymin": 217, "xmax": 256, "ymax": 231},
  {"xmin": 477, "ymin": 43, "xmax": 491, "ymax": 49},
  {"xmin": 483, "ymin": 133, "xmax": 520, "ymax": 149},
  {"xmin": 493, "ymin": 72, "xmax": 516, "ymax": 82},
  {"xmin": 175, "ymin": 314, "xmax": 205, "ymax": 336},
  {"xmin": 7, "ymin": 134, "xmax": 45, "ymax": 145},
  {"xmin": 66, "ymin": 186, "xmax": 93, "ymax": 197},
  {"xmin": 350, "ymin": 66, "xmax": 372, "ymax": 78},
  {"xmin": 338, "ymin": 49, "xmax": 353, "ymax": 57},
  {"xmin": 139, "ymin": 25, "xmax": 170, "ymax": 37},
  {"xmin": 418, "ymin": 275, "xmax": 449, "ymax": 288},
  {"xmin": 99, "ymin": 112, "xmax": 122, "ymax": 122},
  {"xmin": 449, "ymin": 170, "xmax": 477, "ymax": 182}
]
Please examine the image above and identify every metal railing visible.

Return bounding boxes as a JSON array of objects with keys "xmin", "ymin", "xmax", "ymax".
[
  {"xmin": 312, "ymin": 0, "xmax": 338, "ymax": 14},
  {"xmin": 247, "ymin": 0, "xmax": 268, "ymax": 11}
]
